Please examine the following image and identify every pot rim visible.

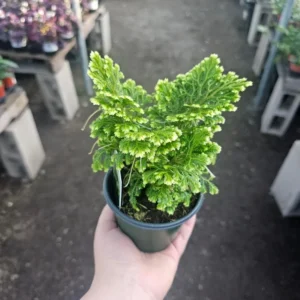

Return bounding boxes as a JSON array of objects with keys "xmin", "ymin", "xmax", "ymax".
[
  {"xmin": 289, "ymin": 62, "xmax": 300, "ymax": 68},
  {"xmin": 103, "ymin": 169, "xmax": 205, "ymax": 230}
]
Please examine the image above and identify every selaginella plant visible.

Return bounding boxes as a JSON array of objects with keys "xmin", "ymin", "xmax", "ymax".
[{"xmin": 88, "ymin": 52, "xmax": 252, "ymax": 216}]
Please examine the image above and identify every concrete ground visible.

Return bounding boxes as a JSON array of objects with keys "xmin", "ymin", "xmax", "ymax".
[{"xmin": 1, "ymin": 0, "xmax": 300, "ymax": 299}]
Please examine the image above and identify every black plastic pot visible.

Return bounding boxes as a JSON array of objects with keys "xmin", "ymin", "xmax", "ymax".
[
  {"xmin": 27, "ymin": 42, "xmax": 43, "ymax": 54},
  {"xmin": 103, "ymin": 169, "xmax": 205, "ymax": 253},
  {"xmin": 0, "ymin": 41, "xmax": 11, "ymax": 50}
]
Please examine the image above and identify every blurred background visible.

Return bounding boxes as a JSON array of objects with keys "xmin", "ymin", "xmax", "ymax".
[{"xmin": 1, "ymin": 0, "xmax": 300, "ymax": 299}]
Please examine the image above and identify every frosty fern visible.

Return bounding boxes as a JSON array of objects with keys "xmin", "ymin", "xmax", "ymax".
[{"xmin": 88, "ymin": 52, "xmax": 252, "ymax": 214}]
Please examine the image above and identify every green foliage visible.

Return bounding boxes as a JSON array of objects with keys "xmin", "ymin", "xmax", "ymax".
[
  {"xmin": 277, "ymin": 25, "xmax": 300, "ymax": 65},
  {"xmin": 88, "ymin": 52, "xmax": 252, "ymax": 215},
  {"xmin": 0, "ymin": 56, "xmax": 18, "ymax": 80},
  {"xmin": 271, "ymin": 0, "xmax": 300, "ymax": 20}
]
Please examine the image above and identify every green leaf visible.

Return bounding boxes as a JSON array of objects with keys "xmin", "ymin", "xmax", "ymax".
[
  {"xmin": 0, "ymin": 57, "xmax": 18, "ymax": 70},
  {"xmin": 88, "ymin": 52, "xmax": 124, "ymax": 94},
  {"xmin": 119, "ymin": 139, "xmax": 153, "ymax": 158},
  {"xmin": 127, "ymin": 173, "xmax": 143, "ymax": 210},
  {"xmin": 207, "ymin": 181, "xmax": 219, "ymax": 195},
  {"xmin": 92, "ymin": 147, "xmax": 113, "ymax": 172},
  {"xmin": 111, "ymin": 151, "xmax": 125, "ymax": 170},
  {"xmin": 122, "ymin": 79, "xmax": 153, "ymax": 105}
]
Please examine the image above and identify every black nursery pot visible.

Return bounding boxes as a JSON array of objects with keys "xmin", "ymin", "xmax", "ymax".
[
  {"xmin": 27, "ymin": 42, "xmax": 43, "ymax": 54},
  {"xmin": 103, "ymin": 169, "xmax": 205, "ymax": 253}
]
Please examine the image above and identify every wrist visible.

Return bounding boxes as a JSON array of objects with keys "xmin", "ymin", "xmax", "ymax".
[{"xmin": 82, "ymin": 281, "xmax": 158, "ymax": 300}]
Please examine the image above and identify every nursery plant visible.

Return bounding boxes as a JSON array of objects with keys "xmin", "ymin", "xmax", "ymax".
[
  {"xmin": 0, "ymin": 9, "xmax": 10, "ymax": 50},
  {"xmin": 0, "ymin": 0, "xmax": 79, "ymax": 53},
  {"xmin": 58, "ymin": 19, "xmax": 74, "ymax": 40},
  {"xmin": 41, "ymin": 22, "xmax": 59, "ymax": 54},
  {"xmin": 87, "ymin": 52, "xmax": 252, "ymax": 252},
  {"xmin": 0, "ymin": 80, "xmax": 5, "ymax": 103},
  {"xmin": 277, "ymin": 25, "xmax": 300, "ymax": 73},
  {"xmin": 271, "ymin": 0, "xmax": 300, "ymax": 21},
  {"xmin": 8, "ymin": 17, "xmax": 28, "ymax": 49},
  {"xmin": 27, "ymin": 18, "xmax": 43, "ymax": 53},
  {"xmin": 0, "ymin": 56, "xmax": 18, "ymax": 102},
  {"xmin": 0, "ymin": 56, "xmax": 18, "ymax": 82}
]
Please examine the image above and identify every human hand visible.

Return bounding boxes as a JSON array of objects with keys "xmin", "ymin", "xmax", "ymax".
[{"xmin": 82, "ymin": 205, "xmax": 196, "ymax": 300}]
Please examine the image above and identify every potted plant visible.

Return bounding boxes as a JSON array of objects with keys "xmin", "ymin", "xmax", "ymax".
[
  {"xmin": 45, "ymin": 4, "xmax": 57, "ymax": 19},
  {"xmin": 8, "ymin": 16, "xmax": 28, "ymax": 50},
  {"xmin": 271, "ymin": 0, "xmax": 300, "ymax": 23},
  {"xmin": 0, "ymin": 80, "xmax": 5, "ymax": 104},
  {"xmin": 277, "ymin": 25, "xmax": 300, "ymax": 75},
  {"xmin": 0, "ymin": 56, "xmax": 18, "ymax": 102},
  {"xmin": 57, "ymin": 17, "xmax": 75, "ymax": 41},
  {"xmin": 20, "ymin": 1, "xmax": 29, "ymax": 15},
  {"xmin": 41, "ymin": 22, "xmax": 59, "ymax": 54},
  {"xmin": 27, "ymin": 16, "xmax": 43, "ymax": 53},
  {"xmin": 29, "ymin": 0, "xmax": 40, "ymax": 11},
  {"xmin": 0, "ymin": 23, "xmax": 10, "ymax": 50},
  {"xmin": 271, "ymin": 0, "xmax": 286, "ymax": 17},
  {"xmin": 85, "ymin": 52, "xmax": 252, "ymax": 253},
  {"xmin": 0, "ymin": 9, "xmax": 10, "ymax": 50}
]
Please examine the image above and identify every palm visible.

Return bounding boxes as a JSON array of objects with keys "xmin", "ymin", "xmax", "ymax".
[{"xmin": 86, "ymin": 206, "xmax": 196, "ymax": 300}]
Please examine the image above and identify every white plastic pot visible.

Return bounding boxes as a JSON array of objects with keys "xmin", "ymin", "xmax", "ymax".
[
  {"xmin": 61, "ymin": 31, "xmax": 75, "ymax": 40},
  {"xmin": 88, "ymin": 0, "xmax": 99, "ymax": 11},
  {"xmin": 10, "ymin": 37, "xmax": 27, "ymax": 49},
  {"xmin": 42, "ymin": 42, "xmax": 59, "ymax": 54}
]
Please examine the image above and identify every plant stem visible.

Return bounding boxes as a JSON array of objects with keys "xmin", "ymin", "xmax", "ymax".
[
  {"xmin": 135, "ymin": 123, "xmax": 152, "ymax": 130},
  {"xmin": 124, "ymin": 157, "xmax": 136, "ymax": 187},
  {"xmin": 88, "ymin": 140, "xmax": 98, "ymax": 155},
  {"xmin": 88, "ymin": 142, "xmax": 112, "ymax": 155},
  {"xmin": 81, "ymin": 109, "xmax": 101, "ymax": 131},
  {"xmin": 206, "ymin": 166, "xmax": 216, "ymax": 179}
]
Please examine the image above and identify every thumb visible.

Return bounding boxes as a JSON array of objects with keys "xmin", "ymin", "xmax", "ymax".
[{"xmin": 95, "ymin": 205, "xmax": 117, "ymax": 235}]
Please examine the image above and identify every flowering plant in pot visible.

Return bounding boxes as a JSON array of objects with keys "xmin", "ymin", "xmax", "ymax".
[
  {"xmin": 277, "ymin": 25, "xmax": 300, "ymax": 75},
  {"xmin": 86, "ymin": 52, "xmax": 252, "ymax": 252},
  {"xmin": 0, "ymin": 9, "xmax": 10, "ymax": 50},
  {"xmin": 0, "ymin": 56, "xmax": 18, "ymax": 103},
  {"xmin": 27, "ymin": 16, "xmax": 43, "ymax": 53},
  {"xmin": 57, "ymin": 17, "xmax": 75, "ymax": 41},
  {"xmin": 8, "ymin": 16, "xmax": 28, "ymax": 50},
  {"xmin": 45, "ymin": 4, "xmax": 57, "ymax": 19},
  {"xmin": 29, "ymin": 0, "xmax": 40, "ymax": 11},
  {"xmin": 0, "ymin": 80, "xmax": 5, "ymax": 104},
  {"xmin": 41, "ymin": 21, "xmax": 59, "ymax": 54}
]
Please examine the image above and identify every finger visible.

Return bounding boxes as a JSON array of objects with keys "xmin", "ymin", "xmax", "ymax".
[
  {"xmin": 171, "ymin": 215, "xmax": 196, "ymax": 258},
  {"xmin": 96, "ymin": 205, "xmax": 117, "ymax": 235}
]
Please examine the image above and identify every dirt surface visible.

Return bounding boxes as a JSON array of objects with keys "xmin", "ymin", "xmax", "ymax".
[
  {"xmin": 1, "ymin": 0, "xmax": 300, "ymax": 299},
  {"xmin": 122, "ymin": 189, "xmax": 199, "ymax": 224}
]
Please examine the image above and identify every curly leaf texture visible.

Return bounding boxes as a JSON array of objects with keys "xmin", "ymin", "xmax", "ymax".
[{"xmin": 88, "ymin": 52, "xmax": 252, "ymax": 214}]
